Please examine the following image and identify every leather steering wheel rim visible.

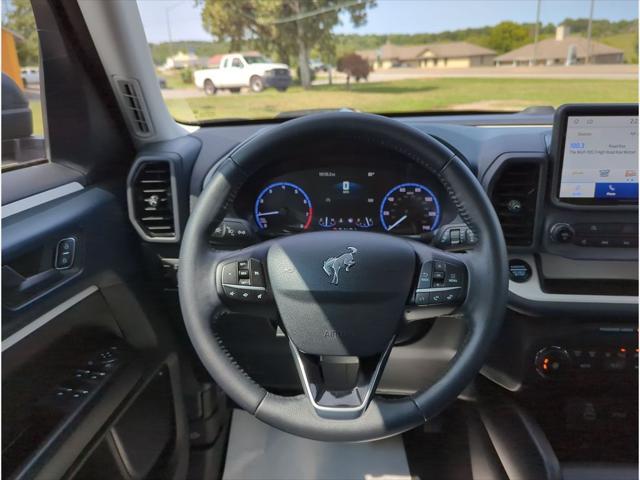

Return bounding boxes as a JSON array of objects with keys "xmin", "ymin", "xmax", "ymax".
[{"xmin": 178, "ymin": 112, "xmax": 508, "ymax": 442}]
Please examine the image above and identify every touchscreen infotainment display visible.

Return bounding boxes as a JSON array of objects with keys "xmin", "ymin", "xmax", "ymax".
[{"xmin": 559, "ymin": 115, "xmax": 638, "ymax": 201}]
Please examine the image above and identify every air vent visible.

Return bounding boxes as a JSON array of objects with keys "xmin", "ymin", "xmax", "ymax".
[
  {"xmin": 130, "ymin": 160, "xmax": 177, "ymax": 240},
  {"xmin": 490, "ymin": 162, "xmax": 540, "ymax": 246},
  {"xmin": 116, "ymin": 78, "xmax": 154, "ymax": 137}
]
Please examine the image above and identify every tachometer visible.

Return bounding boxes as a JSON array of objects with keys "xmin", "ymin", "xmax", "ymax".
[
  {"xmin": 379, "ymin": 183, "xmax": 440, "ymax": 235},
  {"xmin": 254, "ymin": 182, "xmax": 313, "ymax": 233}
]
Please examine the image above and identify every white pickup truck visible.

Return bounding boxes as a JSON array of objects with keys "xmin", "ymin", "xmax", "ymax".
[{"xmin": 193, "ymin": 53, "xmax": 292, "ymax": 94}]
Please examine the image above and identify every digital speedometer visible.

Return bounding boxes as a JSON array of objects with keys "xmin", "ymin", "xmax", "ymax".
[
  {"xmin": 379, "ymin": 183, "xmax": 440, "ymax": 235},
  {"xmin": 254, "ymin": 182, "xmax": 313, "ymax": 233}
]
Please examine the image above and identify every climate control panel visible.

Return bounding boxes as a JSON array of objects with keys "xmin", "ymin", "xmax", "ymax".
[
  {"xmin": 535, "ymin": 338, "xmax": 638, "ymax": 381},
  {"xmin": 549, "ymin": 222, "xmax": 638, "ymax": 248}
]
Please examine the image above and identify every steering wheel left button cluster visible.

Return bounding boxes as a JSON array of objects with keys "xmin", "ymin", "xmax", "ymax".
[{"xmin": 220, "ymin": 259, "xmax": 269, "ymax": 303}]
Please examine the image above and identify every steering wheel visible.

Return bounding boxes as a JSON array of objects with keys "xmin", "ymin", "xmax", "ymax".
[{"xmin": 178, "ymin": 112, "xmax": 508, "ymax": 442}]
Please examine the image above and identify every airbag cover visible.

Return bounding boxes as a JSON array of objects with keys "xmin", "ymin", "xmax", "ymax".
[{"xmin": 267, "ymin": 231, "xmax": 415, "ymax": 356}]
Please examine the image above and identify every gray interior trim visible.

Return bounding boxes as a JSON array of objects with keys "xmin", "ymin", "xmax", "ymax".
[
  {"xmin": 77, "ymin": 0, "xmax": 185, "ymax": 144},
  {"xmin": 223, "ymin": 409, "xmax": 411, "ymax": 480},
  {"xmin": 290, "ymin": 338, "xmax": 394, "ymax": 420},
  {"xmin": 2, "ymin": 182, "xmax": 84, "ymax": 219},
  {"xmin": 539, "ymin": 253, "xmax": 638, "ymax": 280},
  {"xmin": 1, "ymin": 163, "xmax": 85, "ymax": 206},
  {"xmin": 509, "ymin": 254, "xmax": 637, "ymax": 305},
  {"xmin": 2, "ymin": 285, "xmax": 99, "ymax": 351}
]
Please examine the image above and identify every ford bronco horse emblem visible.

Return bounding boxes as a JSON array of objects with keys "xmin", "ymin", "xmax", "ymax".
[{"xmin": 323, "ymin": 247, "xmax": 357, "ymax": 285}]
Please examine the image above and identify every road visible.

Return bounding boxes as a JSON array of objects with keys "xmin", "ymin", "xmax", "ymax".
[{"xmin": 314, "ymin": 64, "xmax": 638, "ymax": 84}]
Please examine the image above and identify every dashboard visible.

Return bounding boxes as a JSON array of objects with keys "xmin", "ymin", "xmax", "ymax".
[
  {"xmin": 126, "ymin": 104, "xmax": 638, "ymax": 460},
  {"xmin": 128, "ymin": 104, "xmax": 638, "ymax": 320},
  {"xmin": 123, "ymin": 106, "xmax": 640, "ymax": 469},
  {"xmin": 232, "ymin": 156, "xmax": 454, "ymax": 238}
]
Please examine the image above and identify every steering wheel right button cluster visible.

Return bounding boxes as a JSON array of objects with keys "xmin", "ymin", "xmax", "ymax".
[{"xmin": 413, "ymin": 258, "xmax": 467, "ymax": 307}]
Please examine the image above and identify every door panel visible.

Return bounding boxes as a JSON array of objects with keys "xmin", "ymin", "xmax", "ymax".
[{"xmin": 2, "ymin": 183, "xmax": 189, "ymax": 479}]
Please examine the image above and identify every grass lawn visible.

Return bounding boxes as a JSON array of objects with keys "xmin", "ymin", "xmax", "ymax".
[
  {"xmin": 601, "ymin": 32, "xmax": 639, "ymax": 64},
  {"xmin": 26, "ymin": 77, "xmax": 638, "ymax": 130},
  {"xmin": 162, "ymin": 71, "xmax": 194, "ymax": 90},
  {"xmin": 164, "ymin": 77, "xmax": 639, "ymax": 123}
]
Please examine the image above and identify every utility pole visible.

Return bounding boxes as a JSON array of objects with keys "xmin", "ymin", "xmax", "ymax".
[
  {"xmin": 586, "ymin": 0, "xmax": 595, "ymax": 64},
  {"xmin": 531, "ymin": 0, "xmax": 541, "ymax": 66},
  {"xmin": 166, "ymin": 3, "xmax": 182, "ymax": 64}
]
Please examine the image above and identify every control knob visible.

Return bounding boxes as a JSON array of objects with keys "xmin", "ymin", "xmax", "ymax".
[
  {"xmin": 549, "ymin": 223, "xmax": 574, "ymax": 243},
  {"xmin": 535, "ymin": 346, "xmax": 571, "ymax": 379}
]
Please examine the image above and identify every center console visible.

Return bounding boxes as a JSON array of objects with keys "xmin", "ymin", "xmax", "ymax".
[
  {"xmin": 546, "ymin": 103, "xmax": 638, "ymax": 252},
  {"xmin": 507, "ymin": 104, "xmax": 638, "ymax": 319},
  {"xmin": 487, "ymin": 104, "xmax": 639, "ymax": 473}
]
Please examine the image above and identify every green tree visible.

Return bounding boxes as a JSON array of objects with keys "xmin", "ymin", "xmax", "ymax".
[
  {"xmin": 486, "ymin": 21, "xmax": 530, "ymax": 54},
  {"xmin": 2, "ymin": 0, "xmax": 39, "ymax": 66},
  {"xmin": 199, "ymin": 0, "xmax": 375, "ymax": 89}
]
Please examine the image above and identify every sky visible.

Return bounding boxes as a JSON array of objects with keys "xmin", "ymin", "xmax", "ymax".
[{"xmin": 137, "ymin": 0, "xmax": 639, "ymax": 44}]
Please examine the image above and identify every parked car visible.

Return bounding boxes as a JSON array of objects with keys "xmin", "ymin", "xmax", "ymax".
[
  {"xmin": 193, "ymin": 53, "xmax": 292, "ymax": 94},
  {"xmin": 20, "ymin": 67, "xmax": 39, "ymax": 87},
  {"xmin": 309, "ymin": 59, "xmax": 327, "ymax": 72}
]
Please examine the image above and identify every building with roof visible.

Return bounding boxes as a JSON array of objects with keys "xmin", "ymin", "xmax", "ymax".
[
  {"xmin": 357, "ymin": 41, "xmax": 496, "ymax": 69},
  {"xmin": 207, "ymin": 54, "xmax": 224, "ymax": 67},
  {"xmin": 162, "ymin": 50, "xmax": 206, "ymax": 70},
  {"xmin": 495, "ymin": 26, "xmax": 624, "ymax": 66}
]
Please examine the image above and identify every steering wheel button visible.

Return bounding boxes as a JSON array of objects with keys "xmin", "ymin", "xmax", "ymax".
[
  {"xmin": 432, "ymin": 270, "xmax": 445, "ymax": 282},
  {"xmin": 249, "ymin": 259, "xmax": 265, "ymax": 287},
  {"xmin": 414, "ymin": 293, "xmax": 428, "ymax": 305},
  {"xmin": 222, "ymin": 263, "xmax": 238, "ymax": 284},
  {"xmin": 223, "ymin": 286, "xmax": 240, "ymax": 299},
  {"xmin": 238, "ymin": 278, "xmax": 251, "ymax": 286},
  {"xmin": 434, "ymin": 261, "xmax": 446, "ymax": 272},
  {"xmin": 418, "ymin": 273, "xmax": 431, "ymax": 289},
  {"xmin": 429, "ymin": 292, "xmax": 445, "ymax": 304},
  {"xmin": 418, "ymin": 262, "xmax": 433, "ymax": 288},
  {"xmin": 444, "ymin": 269, "xmax": 463, "ymax": 287},
  {"xmin": 443, "ymin": 291, "xmax": 457, "ymax": 303},
  {"xmin": 238, "ymin": 269, "xmax": 250, "ymax": 279}
]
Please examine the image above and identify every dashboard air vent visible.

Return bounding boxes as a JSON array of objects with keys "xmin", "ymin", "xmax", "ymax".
[
  {"xmin": 490, "ymin": 162, "xmax": 540, "ymax": 247},
  {"xmin": 131, "ymin": 160, "xmax": 176, "ymax": 240},
  {"xmin": 116, "ymin": 78, "xmax": 154, "ymax": 137}
]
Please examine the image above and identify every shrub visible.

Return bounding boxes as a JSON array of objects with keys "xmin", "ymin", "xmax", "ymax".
[
  {"xmin": 337, "ymin": 53, "xmax": 370, "ymax": 88},
  {"xmin": 180, "ymin": 67, "xmax": 194, "ymax": 85}
]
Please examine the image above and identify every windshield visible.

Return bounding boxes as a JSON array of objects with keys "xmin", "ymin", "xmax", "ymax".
[
  {"xmin": 244, "ymin": 55, "xmax": 271, "ymax": 64},
  {"xmin": 137, "ymin": 0, "xmax": 638, "ymax": 124}
]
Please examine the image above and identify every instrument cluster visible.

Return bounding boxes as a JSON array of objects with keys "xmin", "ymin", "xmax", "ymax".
[{"xmin": 234, "ymin": 158, "xmax": 454, "ymax": 238}]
